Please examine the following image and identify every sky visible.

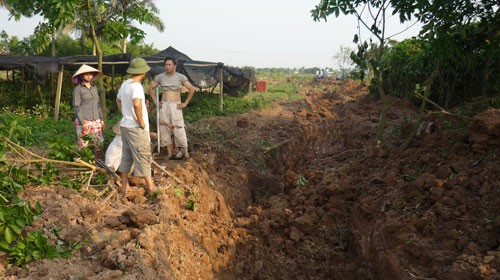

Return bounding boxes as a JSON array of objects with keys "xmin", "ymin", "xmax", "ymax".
[{"xmin": 0, "ymin": 0, "xmax": 421, "ymax": 69}]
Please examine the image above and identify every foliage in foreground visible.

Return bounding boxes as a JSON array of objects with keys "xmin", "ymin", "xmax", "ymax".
[
  {"xmin": 0, "ymin": 199, "xmax": 73, "ymax": 266},
  {"xmin": 0, "ymin": 109, "xmax": 97, "ymax": 267},
  {"xmin": 0, "ymin": 171, "xmax": 74, "ymax": 267}
]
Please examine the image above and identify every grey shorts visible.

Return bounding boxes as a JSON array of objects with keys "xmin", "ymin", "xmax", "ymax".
[{"xmin": 118, "ymin": 127, "xmax": 152, "ymax": 177}]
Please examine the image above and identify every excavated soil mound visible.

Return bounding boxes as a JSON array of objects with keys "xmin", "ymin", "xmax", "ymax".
[{"xmin": 1, "ymin": 79, "xmax": 499, "ymax": 279}]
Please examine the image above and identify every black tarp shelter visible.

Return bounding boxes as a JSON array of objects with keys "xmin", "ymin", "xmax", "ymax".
[{"xmin": 0, "ymin": 46, "xmax": 255, "ymax": 120}]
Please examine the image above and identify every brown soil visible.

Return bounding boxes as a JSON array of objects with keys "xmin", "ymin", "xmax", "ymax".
[{"xmin": 1, "ymin": 79, "xmax": 499, "ymax": 279}]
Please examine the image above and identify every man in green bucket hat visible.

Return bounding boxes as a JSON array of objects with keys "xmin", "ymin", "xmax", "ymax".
[{"xmin": 116, "ymin": 58, "xmax": 158, "ymax": 195}]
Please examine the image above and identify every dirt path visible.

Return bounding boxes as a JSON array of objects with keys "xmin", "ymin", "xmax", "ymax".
[{"xmin": 2, "ymin": 80, "xmax": 499, "ymax": 279}]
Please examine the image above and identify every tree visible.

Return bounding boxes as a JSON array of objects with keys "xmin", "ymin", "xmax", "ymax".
[
  {"xmin": 66, "ymin": 0, "xmax": 164, "ymax": 54},
  {"xmin": 332, "ymin": 45, "xmax": 353, "ymax": 78},
  {"xmin": 105, "ymin": 0, "xmax": 165, "ymax": 53},
  {"xmin": 3, "ymin": 0, "xmax": 166, "ymax": 117},
  {"xmin": 312, "ymin": 0, "xmax": 401, "ymax": 144},
  {"xmin": 312, "ymin": 0, "xmax": 499, "ymax": 147}
]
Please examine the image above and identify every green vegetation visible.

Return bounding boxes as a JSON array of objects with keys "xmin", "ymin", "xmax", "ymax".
[
  {"xmin": 0, "ymin": 73, "xmax": 303, "ymax": 266},
  {"xmin": 0, "ymin": 106, "xmax": 98, "ymax": 266},
  {"xmin": 381, "ymin": 24, "xmax": 500, "ymax": 108},
  {"xmin": 186, "ymin": 199, "xmax": 197, "ymax": 211},
  {"xmin": 293, "ymin": 175, "xmax": 309, "ymax": 187},
  {"xmin": 0, "ymin": 198, "xmax": 73, "ymax": 267},
  {"xmin": 0, "ymin": 110, "xmax": 74, "ymax": 147},
  {"xmin": 312, "ymin": 0, "xmax": 500, "ymax": 147},
  {"xmin": 185, "ymin": 93, "xmax": 265, "ymax": 123}
]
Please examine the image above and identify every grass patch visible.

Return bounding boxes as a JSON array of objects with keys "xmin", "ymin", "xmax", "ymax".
[
  {"xmin": 0, "ymin": 110, "xmax": 75, "ymax": 147},
  {"xmin": 184, "ymin": 93, "xmax": 268, "ymax": 123},
  {"xmin": 250, "ymin": 90, "xmax": 304, "ymax": 102}
]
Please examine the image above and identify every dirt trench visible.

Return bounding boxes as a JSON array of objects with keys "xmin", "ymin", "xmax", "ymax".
[
  {"xmin": 209, "ymin": 80, "xmax": 381, "ymax": 279},
  {"xmin": 191, "ymin": 79, "xmax": 500, "ymax": 279},
  {"xmin": 2, "ymin": 80, "xmax": 500, "ymax": 279}
]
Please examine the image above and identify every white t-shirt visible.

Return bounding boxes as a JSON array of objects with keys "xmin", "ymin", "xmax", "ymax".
[{"xmin": 117, "ymin": 79, "xmax": 149, "ymax": 131}]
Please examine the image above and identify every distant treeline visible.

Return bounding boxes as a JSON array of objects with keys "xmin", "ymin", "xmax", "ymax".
[{"xmin": 243, "ymin": 67, "xmax": 327, "ymax": 75}]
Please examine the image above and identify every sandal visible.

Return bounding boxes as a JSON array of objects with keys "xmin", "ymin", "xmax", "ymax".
[{"xmin": 170, "ymin": 149, "xmax": 184, "ymax": 160}]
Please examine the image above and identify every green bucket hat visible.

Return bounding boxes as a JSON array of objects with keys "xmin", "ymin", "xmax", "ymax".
[{"xmin": 127, "ymin": 58, "xmax": 151, "ymax": 74}]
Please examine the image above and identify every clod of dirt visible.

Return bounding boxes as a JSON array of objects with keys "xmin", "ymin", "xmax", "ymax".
[{"xmin": 121, "ymin": 209, "xmax": 159, "ymax": 228}]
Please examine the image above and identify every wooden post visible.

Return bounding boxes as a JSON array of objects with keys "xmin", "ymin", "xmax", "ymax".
[
  {"xmin": 54, "ymin": 65, "xmax": 64, "ymax": 121},
  {"xmin": 219, "ymin": 65, "xmax": 224, "ymax": 111},
  {"xmin": 111, "ymin": 65, "xmax": 115, "ymax": 91},
  {"xmin": 156, "ymin": 87, "xmax": 161, "ymax": 154}
]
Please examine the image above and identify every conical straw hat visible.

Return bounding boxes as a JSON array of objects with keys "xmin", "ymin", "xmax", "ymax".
[{"xmin": 72, "ymin": 64, "xmax": 102, "ymax": 78}]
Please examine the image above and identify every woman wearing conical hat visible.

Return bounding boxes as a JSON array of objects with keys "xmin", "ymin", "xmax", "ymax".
[{"xmin": 72, "ymin": 64, "xmax": 104, "ymax": 156}]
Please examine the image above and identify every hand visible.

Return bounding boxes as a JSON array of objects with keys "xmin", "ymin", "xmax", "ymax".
[
  {"xmin": 138, "ymin": 119, "xmax": 146, "ymax": 129},
  {"xmin": 100, "ymin": 120, "xmax": 105, "ymax": 128},
  {"xmin": 135, "ymin": 117, "xmax": 145, "ymax": 129},
  {"xmin": 82, "ymin": 122, "xmax": 89, "ymax": 130},
  {"xmin": 177, "ymin": 103, "xmax": 186, "ymax": 110}
]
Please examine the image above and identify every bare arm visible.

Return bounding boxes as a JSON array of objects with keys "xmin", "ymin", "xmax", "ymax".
[
  {"xmin": 148, "ymin": 80, "xmax": 160, "ymax": 105},
  {"xmin": 178, "ymin": 80, "xmax": 196, "ymax": 109},
  {"xmin": 116, "ymin": 98, "xmax": 122, "ymax": 113},
  {"xmin": 133, "ymin": 98, "xmax": 145, "ymax": 129}
]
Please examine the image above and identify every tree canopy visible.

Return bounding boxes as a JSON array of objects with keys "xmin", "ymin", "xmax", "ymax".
[
  {"xmin": 311, "ymin": 0, "xmax": 499, "ymax": 145},
  {"xmin": 3, "ymin": 0, "xmax": 164, "ymax": 55}
]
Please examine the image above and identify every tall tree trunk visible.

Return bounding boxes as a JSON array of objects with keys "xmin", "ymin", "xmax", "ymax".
[
  {"xmin": 122, "ymin": 39, "xmax": 127, "ymax": 53},
  {"xmin": 50, "ymin": 31, "xmax": 56, "ymax": 99},
  {"xmin": 80, "ymin": 33, "xmax": 86, "ymax": 53},
  {"xmin": 373, "ymin": 44, "xmax": 387, "ymax": 145},
  {"xmin": 51, "ymin": 31, "xmax": 56, "ymax": 57},
  {"xmin": 87, "ymin": 0, "xmax": 106, "ymax": 119}
]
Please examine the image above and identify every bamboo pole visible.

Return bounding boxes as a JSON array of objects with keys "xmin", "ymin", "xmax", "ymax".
[
  {"xmin": 151, "ymin": 160, "xmax": 184, "ymax": 185},
  {"xmin": 99, "ymin": 188, "xmax": 117, "ymax": 206},
  {"xmin": 219, "ymin": 66, "xmax": 224, "ymax": 111},
  {"xmin": 111, "ymin": 65, "xmax": 115, "ymax": 91},
  {"xmin": 54, "ymin": 65, "xmax": 64, "ymax": 121},
  {"xmin": 156, "ymin": 87, "xmax": 161, "ymax": 154},
  {"xmin": 3, "ymin": 136, "xmax": 107, "ymax": 171}
]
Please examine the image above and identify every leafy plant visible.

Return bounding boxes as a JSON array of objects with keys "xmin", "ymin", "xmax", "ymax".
[
  {"xmin": 0, "ymin": 166, "xmax": 29, "ymax": 201},
  {"xmin": 0, "ymin": 200, "xmax": 41, "ymax": 248},
  {"xmin": 0, "ymin": 199, "xmax": 74, "ymax": 266},
  {"xmin": 186, "ymin": 199, "xmax": 197, "ymax": 211},
  {"xmin": 0, "ymin": 117, "xmax": 32, "ymax": 145},
  {"xmin": 8, "ymin": 231, "xmax": 71, "ymax": 266},
  {"xmin": 60, "ymin": 177, "xmax": 81, "ymax": 191},
  {"xmin": 148, "ymin": 189, "xmax": 161, "ymax": 200},
  {"xmin": 174, "ymin": 188, "xmax": 183, "ymax": 198},
  {"xmin": 294, "ymin": 175, "xmax": 309, "ymax": 187},
  {"xmin": 47, "ymin": 138, "xmax": 80, "ymax": 162},
  {"xmin": 91, "ymin": 173, "xmax": 108, "ymax": 186},
  {"xmin": 0, "ymin": 110, "xmax": 75, "ymax": 147},
  {"xmin": 35, "ymin": 163, "xmax": 59, "ymax": 187}
]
